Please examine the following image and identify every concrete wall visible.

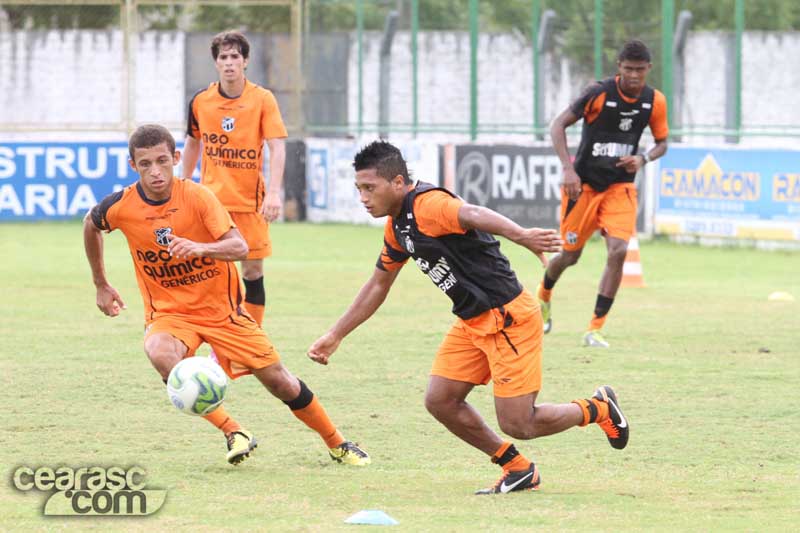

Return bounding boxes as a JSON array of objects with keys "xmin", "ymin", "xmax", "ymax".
[
  {"xmin": 1, "ymin": 29, "xmax": 798, "ymax": 147},
  {"xmin": 0, "ymin": 30, "xmax": 183, "ymax": 137}
]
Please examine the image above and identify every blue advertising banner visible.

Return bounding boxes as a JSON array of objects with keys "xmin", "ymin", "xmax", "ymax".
[
  {"xmin": 0, "ymin": 141, "xmax": 213, "ymax": 221},
  {"xmin": 0, "ymin": 142, "xmax": 137, "ymax": 220},
  {"xmin": 656, "ymin": 147, "xmax": 800, "ymax": 240}
]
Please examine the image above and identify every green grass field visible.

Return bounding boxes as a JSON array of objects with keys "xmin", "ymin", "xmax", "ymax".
[{"xmin": 1, "ymin": 221, "xmax": 798, "ymax": 532}]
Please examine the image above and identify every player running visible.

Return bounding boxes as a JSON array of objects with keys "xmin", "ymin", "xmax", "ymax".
[
  {"xmin": 540, "ymin": 39, "xmax": 669, "ymax": 348},
  {"xmin": 84, "ymin": 124, "xmax": 369, "ymax": 467},
  {"xmin": 308, "ymin": 140, "xmax": 629, "ymax": 494}
]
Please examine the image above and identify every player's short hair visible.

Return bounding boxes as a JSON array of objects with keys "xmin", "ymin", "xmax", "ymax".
[
  {"xmin": 128, "ymin": 124, "xmax": 176, "ymax": 160},
  {"xmin": 618, "ymin": 39, "xmax": 651, "ymax": 63},
  {"xmin": 211, "ymin": 30, "xmax": 250, "ymax": 60},
  {"xmin": 353, "ymin": 141, "xmax": 411, "ymax": 184}
]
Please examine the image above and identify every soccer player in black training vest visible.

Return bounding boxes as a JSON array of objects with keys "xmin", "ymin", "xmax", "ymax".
[
  {"xmin": 539, "ymin": 39, "xmax": 669, "ymax": 348},
  {"xmin": 308, "ymin": 140, "xmax": 630, "ymax": 494}
]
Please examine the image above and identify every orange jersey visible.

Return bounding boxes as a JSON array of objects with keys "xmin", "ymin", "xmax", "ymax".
[
  {"xmin": 90, "ymin": 179, "xmax": 243, "ymax": 323},
  {"xmin": 187, "ymin": 79, "xmax": 288, "ymax": 212}
]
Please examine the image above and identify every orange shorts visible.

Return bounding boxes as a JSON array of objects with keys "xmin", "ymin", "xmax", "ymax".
[
  {"xmin": 560, "ymin": 183, "xmax": 637, "ymax": 251},
  {"xmin": 431, "ymin": 289, "xmax": 543, "ymax": 398},
  {"xmin": 145, "ymin": 311, "xmax": 279, "ymax": 379},
  {"xmin": 230, "ymin": 211, "xmax": 272, "ymax": 260}
]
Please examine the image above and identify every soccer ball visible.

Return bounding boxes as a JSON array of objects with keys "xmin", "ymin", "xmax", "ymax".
[{"xmin": 166, "ymin": 357, "xmax": 228, "ymax": 416}]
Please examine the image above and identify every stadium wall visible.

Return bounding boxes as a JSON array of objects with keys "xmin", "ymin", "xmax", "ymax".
[{"xmin": 2, "ymin": 29, "xmax": 800, "ymax": 142}]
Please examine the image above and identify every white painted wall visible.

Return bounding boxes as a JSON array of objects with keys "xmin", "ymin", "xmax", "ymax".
[{"xmin": 1, "ymin": 29, "xmax": 798, "ymax": 147}]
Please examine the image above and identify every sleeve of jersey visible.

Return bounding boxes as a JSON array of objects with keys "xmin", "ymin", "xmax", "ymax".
[
  {"xmin": 375, "ymin": 218, "xmax": 410, "ymax": 272},
  {"xmin": 649, "ymin": 90, "xmax": 670, "ymax": 141},
  {"xmin": 186, "ymin": 90, "xmax": 202, "ymax": 139},
  {"xmin": 569, "ymin": 82, "xmax": 604, "ymax": 118},
  {"xmin": 89, "ymin": 190, "xmax": 124, "ymax": 232},
  {"xmin": 196, "ymin": 185, "xmax": 236, "ymax": 240},
  {"xmin": 262, "ymin": 90, "xmax": 288, "ymax": 139},
  {"xmin": 413, "ymin": 191, "xmax": 466, "ymax": 238}
]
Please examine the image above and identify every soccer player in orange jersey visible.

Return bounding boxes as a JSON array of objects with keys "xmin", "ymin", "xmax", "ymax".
[
  {"xmin": 308, "ymin": 141, "xmax": 630, "ymax": 494},
  {"xmin": 84, "ymin": 124, "xmax": 369, "ymax": 466},
  {"xmin": 181, "ymin": 30, "xmax": 286, "ymax": 327},
  {"xmin": 541, "ymin": 40, "xmax": 669, "ymax": 348}
]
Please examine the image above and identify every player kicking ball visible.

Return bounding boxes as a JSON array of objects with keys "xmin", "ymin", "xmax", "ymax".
[
  {"xmin": 84, "ymin": 124, "xmax": 369, "ymax": 467},
  {"xmin": 308, "ymin": 141, "xmax": 628, "ymax": 494}
]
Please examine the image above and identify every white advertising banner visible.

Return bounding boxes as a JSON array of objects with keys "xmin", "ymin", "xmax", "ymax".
[{"xmin": 305, "ymin": 139, "xmax": 440, "ymax": 226}]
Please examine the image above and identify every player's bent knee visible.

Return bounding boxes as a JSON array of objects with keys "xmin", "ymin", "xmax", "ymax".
[
  {"xmin": 252, "ymin": 363, "xmax": 300, "ymax": 400},
  {"xmin": 241, "ymin": 259, "xmax": 264, "ymax": 280},
  {"xmin": 423, "ymin": 394, "xmax": 448, "ymax": 418},
  {"xmin": 145, "ymin": 350, "xmax": 182, "ymax": 380},
  {"xmin": 564, "ymin": 250, "xmax": 582, "ymax": 266},
  {"xmin": 143, "ymin": 335, "xmax": 185, "ymax": 378},
  {"xmin": 607, "ymin": 245, "xmax": 627, "ymax": 265},
  {"xmin": 498, "ymin": 418, "xmax": 537, "ymax": 440}
]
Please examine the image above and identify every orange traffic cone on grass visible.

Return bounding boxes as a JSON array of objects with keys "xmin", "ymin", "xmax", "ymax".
[{"xmin": 621, "ymin": 236, "xmax": 645, "ymax": 288}]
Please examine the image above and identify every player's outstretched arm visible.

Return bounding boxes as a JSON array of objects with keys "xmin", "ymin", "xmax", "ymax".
[
  {"xmin": 180, "ymin": 136, "xmax": 201, "ymax": 180},
  {"xmin": 457, "ymin": 204, "xmax": 562, "ymax": 267},
  {"xmin": 308, "ymin": 267, "xmax": 401, "ymax": 365},
  {"xmin": 83, "ymin": 212, "xmax": 126, "ymax": 317},
  {"xmin": 167, "ymin": 228, "xmax": 248, "ymax": 261}
]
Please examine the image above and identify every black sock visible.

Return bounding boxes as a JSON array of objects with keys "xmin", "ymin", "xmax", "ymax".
[
  {"xmin": 243, "ymin": 276, "xmax": 266, "ymax": 306},
  {"xmin": 492, "ymin": 443, "xmax": 520, "ymax": 466},
  {"xmin": 594, "ymin": 294, "xmax": 614, "ymax": 318}
]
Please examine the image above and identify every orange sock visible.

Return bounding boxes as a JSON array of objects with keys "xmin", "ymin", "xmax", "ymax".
[
  {"xmin": 491, "ymin": 442, "xmax": 532, "ymax": 472},
  {"xmin": 537, "ymin": 284, "xmax": 552, "ymax": 303},
  {"xmin": 572, "ymin": 398, "xmax": 609, "ymax": 426},
  {"xmin": 290, "ymin": 396, "xmax": 344, "ymax": 449},
  {"xmin": 203, "ymin": 406, "xmax": 242, "ymax": 435},
  {"xmin": 244, "ymin": 301, "xmax": 265, "ymax": 326},
  {"xmin": 588, "ymin": 313, "xmax": 607, "ymax": 331}
]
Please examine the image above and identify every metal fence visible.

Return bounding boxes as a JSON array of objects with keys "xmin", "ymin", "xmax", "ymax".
[{"xmin": 1, "ymin": 0, "xmax": 798, "ymax": 143}]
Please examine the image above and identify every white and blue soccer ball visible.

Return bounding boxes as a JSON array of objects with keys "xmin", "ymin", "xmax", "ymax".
[{"xmin": 166, "ymin": 357, "xmax": 228, "ymax": 416}]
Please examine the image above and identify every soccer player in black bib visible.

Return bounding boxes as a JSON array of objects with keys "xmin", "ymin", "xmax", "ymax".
[{"xmin": 539, "ymin": 40, "xmax": 669, "ymax": 348}]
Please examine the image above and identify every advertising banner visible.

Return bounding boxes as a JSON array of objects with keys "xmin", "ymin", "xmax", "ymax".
[
  {"xmin": 0, "ymin": 142, "xmax": 136, "ymax": 220},
  {"xmin": 655, "ymin": 147, "xmax": 800, "ymax": 241},
  {"xmin": 305, "ymin": 139, "xmax": 440, "ymax": 226},
  {"xmin": 0, "ymin": 140, "xmax": 293, "ymax": 222},
  {"xmin": 453, "ymin": 144, "xmax": 649, "ymax": 231}
]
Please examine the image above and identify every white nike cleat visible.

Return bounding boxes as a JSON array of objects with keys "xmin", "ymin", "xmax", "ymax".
[
  {"xmin": 583, "ymin": 330, "xmax": 609, "ymax": 348},
  {"xmin": 593, "ymin": 385, "xmax": 629, "ymax": 449},
  {"xmin": 475, "ymin": 463, "xmax": 541, "ymax": 495}
]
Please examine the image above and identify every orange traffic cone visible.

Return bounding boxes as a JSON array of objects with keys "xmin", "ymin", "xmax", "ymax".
[{"xmin": 621, "ymin": 236, "xmax": 645, "ymax": 288}]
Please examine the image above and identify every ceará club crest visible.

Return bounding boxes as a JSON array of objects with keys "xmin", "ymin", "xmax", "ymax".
[
  {"xmin": 155, "ymin": 227, "xmax": 173, "ymax": 247},
  {"xmin": 221, "ymin": 117, "xmax": 235, "ymax": 132}
]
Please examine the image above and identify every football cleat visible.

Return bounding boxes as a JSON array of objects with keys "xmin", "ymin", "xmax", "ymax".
[
  {"xmin": 226, "ymin": 429, "xmax": 258, "ymax": 465},
  {"xmin": 592, "ymin": 386, "xmax": 629, "ymax": 450},
  {"xmin": 329, "ymin": 441, "xmax": 371, "ymax": 466},
  {"xmin": 475, "ymin": 463, "xmax": 541, "ymax": 495},
  {"xmin": 537, "ymin": 283, "xmax": 552, "ymax": 334},
  {"xmin": 539, "ymin": 300, "xmax": 552, "ymax": 334},
  {"xmin": 583, "ymin": 330, "xmax": 609, "ymax": 348}
]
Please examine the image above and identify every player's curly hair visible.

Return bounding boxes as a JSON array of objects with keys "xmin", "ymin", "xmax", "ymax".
[
  {"xmin": 618, "ymin": 39, "xmax": 651, "ymax": 63},
  {"xmin": 353, "ymin": 140, "xmax": 411, "ymax": 184},
  {"xmin": 128, "ymin": 124, "xmax": 175, "ymax": 160},
  {"xmin": 211, "ymin": 30, "xmax": 250, "ymax": 60}
]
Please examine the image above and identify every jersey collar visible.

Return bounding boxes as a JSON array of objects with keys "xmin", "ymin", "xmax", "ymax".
[{"xmin": 136, "ymin": 182, "xmax": 172, "ymax": 206}]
